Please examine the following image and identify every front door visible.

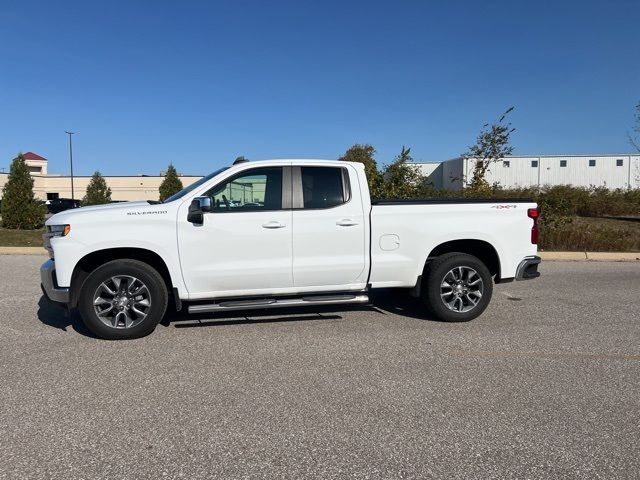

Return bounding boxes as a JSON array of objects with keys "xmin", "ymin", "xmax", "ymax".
[{"xmin": 178, "ymin": 166, "xmax": 293, "ymax": 298}]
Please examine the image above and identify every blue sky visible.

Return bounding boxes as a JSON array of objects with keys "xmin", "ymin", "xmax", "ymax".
[{"xmin": 1, "ymin": 0, "xmax": 639, "ymax": 176}]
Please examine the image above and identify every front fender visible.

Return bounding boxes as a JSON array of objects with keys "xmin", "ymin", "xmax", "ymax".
[{"xmin": 52, "ymin": 239, "xmax": 185, "ymax": 297}]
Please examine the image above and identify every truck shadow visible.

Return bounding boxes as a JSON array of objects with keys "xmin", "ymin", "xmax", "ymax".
[
  {"xmin": 36, "ymin": 296, "xmax": 98, "ymax": 338},
  {"xmin": 368, "ymin": 290, "xmax": 439, "ymax": 321},
  {"xmin": 169, "ymin": 311, "xmax": 346, "ymax": 329},
  {"xmin": 165, "ymin": 289, "xmax": 438, "ymax": 329},
  {"xmin": 37, "ymin": 290, "xmax": 438, "ymax": 337}
]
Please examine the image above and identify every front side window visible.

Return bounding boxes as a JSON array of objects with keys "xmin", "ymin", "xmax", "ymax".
[
  {"xmin": 301, "ymin": 167, "xmax": 347, "ymax": 209},
  {"xmin": 204, "ymin": 167, "xmax": 283, "ymax": 211}
]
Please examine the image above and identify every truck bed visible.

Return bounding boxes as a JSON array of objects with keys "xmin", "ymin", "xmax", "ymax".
[{"xmin": 368, "ymin": 198, "xmax": 538, "ymax": 288}]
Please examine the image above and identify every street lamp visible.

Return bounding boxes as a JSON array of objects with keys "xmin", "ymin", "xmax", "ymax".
[{"xmin": 64, "ymin": 131, "xmax": 76, "ymax": 201}]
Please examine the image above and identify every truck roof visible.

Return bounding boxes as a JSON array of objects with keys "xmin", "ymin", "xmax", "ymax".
[{"xmin": 229, "ymin": 159, "xmax": 359, "ymax": 167}]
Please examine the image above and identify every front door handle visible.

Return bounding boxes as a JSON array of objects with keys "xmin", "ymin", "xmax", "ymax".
[
  {"xmin": 262, "ymin": 221, "xmax": 286, "ymax": 229},
  {"xmin": 336, "ymin": 219, "xmax": 359, "ymax": 227}
]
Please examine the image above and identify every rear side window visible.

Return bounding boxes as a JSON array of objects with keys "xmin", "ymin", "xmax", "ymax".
[{"xmin": 300, "ymin": 167, "xmax": 348, "ymax": 209}]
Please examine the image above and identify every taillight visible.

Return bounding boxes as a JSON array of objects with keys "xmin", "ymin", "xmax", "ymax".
[{"xmin": 528, "ymin": 208, "xmax": 540, "ymax": 244}]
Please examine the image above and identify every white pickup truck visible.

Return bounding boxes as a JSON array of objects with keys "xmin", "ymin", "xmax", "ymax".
[{"xmin": 41, "ymin": 159, "xmax": 541, "ymax": 340}]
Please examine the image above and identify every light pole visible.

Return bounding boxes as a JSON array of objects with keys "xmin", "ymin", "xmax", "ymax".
[{"xmin": 65, "ymin": 131, "xmax": 75, "ymax": 201}]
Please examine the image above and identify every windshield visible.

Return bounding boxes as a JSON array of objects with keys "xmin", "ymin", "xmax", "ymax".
[{"xmin": 162, "ymin": 167, "xmax": 229, "ymax": 203}]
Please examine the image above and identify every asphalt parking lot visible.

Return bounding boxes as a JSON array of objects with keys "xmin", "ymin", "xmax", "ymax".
[{"xmin": 0, "ymin": 255, "xmax": 638, "ymax": 479}]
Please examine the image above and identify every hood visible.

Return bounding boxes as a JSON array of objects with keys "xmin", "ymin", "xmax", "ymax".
[{"xmin": 45, "ymin": 201, "xmax": 158, "ymax": 225}]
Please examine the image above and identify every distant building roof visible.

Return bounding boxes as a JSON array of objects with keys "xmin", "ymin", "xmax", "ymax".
[{"xmin": 23, "ymin": 152, "xmax": 47, "ymax": 161}]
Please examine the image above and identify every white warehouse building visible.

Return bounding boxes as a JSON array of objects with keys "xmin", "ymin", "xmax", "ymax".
[{"xmin": 416, "ymin": 154, "xmax": 640, "ymax": 190}]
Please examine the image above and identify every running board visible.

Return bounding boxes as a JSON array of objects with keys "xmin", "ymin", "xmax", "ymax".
[{"xmin": 188, "ymin": 294, "xmax": 369, "ymax": 314}]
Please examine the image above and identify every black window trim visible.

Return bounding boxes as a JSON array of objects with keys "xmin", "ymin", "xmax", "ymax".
[
  {"xmin": 202, "ymin": 165, "xmax": 291, "ymax": 213},
  {"xmin": 341, "ymin": 168, "xmax": 352, "ymax": 203},
  {"xmin": 291, "ymin": 165, "xmax": 352, "ymax": 210}
]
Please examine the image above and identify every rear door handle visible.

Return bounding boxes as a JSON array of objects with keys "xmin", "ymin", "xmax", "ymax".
[
  {"xmin": 336, "ymin": 219, "xmax": 359, "ymax": 227},
  {"xmin": 262, "ymin": 221, "xmax": 286, "ymax": 229}
]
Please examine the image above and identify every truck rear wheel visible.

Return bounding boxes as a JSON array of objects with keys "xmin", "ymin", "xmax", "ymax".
[
  {"xmin": 78, "ymin": 259, "xmax": 168, "ymax": 340},
  {"xmin": 421, "ymin": 252, "xmax": 493, "ymax": 322}
]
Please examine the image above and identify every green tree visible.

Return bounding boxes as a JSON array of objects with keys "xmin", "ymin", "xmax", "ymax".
[
  {"xmin": 159, "ymin": 164, "xmax": 183, "ymax": 201},
  {"xmin": 380, "ymin": 146, "xmax": 430, "ymax": 198},
  {"xmin": 82, "ymin": 171, "xmax": 112, "ymax": 206},
  {"xmin": 462, "ymin": 107, "xmax": 515, "ymax": 193},
  {"xmin": 1, "ymin": 153, "xmax": 45, "ymax": 229},
  {"xmin": 338, "ymin": 144, "xmax": 384, "ymax": 197}
]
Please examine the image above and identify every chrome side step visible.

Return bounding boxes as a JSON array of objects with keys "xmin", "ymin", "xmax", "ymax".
[{"xmin": 188, "ymin": 294, "xmax": 369, "ymax": 314}]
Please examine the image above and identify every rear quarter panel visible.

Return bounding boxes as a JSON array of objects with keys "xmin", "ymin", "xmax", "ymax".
[{"xmin": 369, "ymin": 202, "xmax": 537, "ymax": 287}]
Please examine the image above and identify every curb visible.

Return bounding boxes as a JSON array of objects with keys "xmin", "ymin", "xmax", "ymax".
[
  {"xmin": 539, "ymin": 251, "xmax": 640, "ymax": 262},
  {"xmin": 582, "ymin": 252, "xmax": 640, "ymax": 261},
  {"xmin": 0, "ymin": 247, "xmax": 48, "ymax": 255},
  {"xmin": 539, "ymin": 252, "xmax": 587, "ymax": 261}
]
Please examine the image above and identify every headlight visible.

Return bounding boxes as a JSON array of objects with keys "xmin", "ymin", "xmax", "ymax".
[
  {"xmin": 43, "ymin": 225, "xmax": 70, "ymax": 259},
  {"xmin": 47, "ymin": 224, "xmax": 71, "ymax": 237}
]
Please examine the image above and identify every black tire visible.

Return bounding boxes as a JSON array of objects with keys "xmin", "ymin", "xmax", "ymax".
[
  {"xmin": 78, "ymin": 259, "xmax": 168, "ymax": 340},
  {"xmin": 421, "ymin": 252, "xmax": 493, "ymax": 322}
]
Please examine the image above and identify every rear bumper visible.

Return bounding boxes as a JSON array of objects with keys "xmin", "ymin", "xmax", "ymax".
[
  {"xmin": 40, "ymin": 259, "xmax": 70, "ymax": 305},
  {"xmin": 515, "ymin": 255, "xmax": 541, "ymax": 281}
]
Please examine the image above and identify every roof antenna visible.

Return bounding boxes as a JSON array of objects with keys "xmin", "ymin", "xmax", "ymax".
[{"xmin": 233, "ymin": 156, "xmax": 249, "ymax": 165}]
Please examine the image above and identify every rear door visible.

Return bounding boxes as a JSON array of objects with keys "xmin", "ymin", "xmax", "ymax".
[{"xmin": 291, "ymin": 165, "xmax": 367, "ymax": 287}]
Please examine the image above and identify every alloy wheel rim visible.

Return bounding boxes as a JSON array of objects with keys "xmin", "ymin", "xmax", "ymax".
[
  {"xmin": 439, "ymin": 266, "xmax": 484, "ymax": 313},
  {"xmin": 93, "ymin": 275, "xmax": 151, "ymax": 329}
]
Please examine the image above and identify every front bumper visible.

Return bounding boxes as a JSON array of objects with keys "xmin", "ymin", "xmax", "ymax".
[
  {"xmin": 40, "ymin": 259, "xmax": 70, "ymax": 305},
  {"xmin": 515, "ymin": 255, "xmax": 541, "ymax": 280}
]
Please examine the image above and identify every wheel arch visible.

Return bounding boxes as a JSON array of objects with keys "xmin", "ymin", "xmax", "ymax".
[
  {"xmin": 425, "ymin": 239, "xmax": 501, "ymax": 280},
  {"xmin": 69, "ymin": 247, "xmax": 174, "ymax": 308}
]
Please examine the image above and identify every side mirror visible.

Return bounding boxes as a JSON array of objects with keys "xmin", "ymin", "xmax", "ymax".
[
  {"xmin": 195, "ymin": 196, "xmax": 212, "ymax": 212},
  {"xmin": 187, "ymin": 196, "xmax": 212, "ymax": 224}
]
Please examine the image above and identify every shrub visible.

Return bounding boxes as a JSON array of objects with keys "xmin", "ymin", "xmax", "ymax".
[
  {"xmin": 380, "ymin": 147, "xmax": 431, "ymax": 198},
  {"xmin": 426, "ymin": 184, "xmax": 640, "ymax": 250},
  {"xmin": 577, "ymin": 186, "xmax": 640, "ymax": 217},
  {"xmin": 539, "ymin": 219, "xmax": 640, "ymax": 252}
]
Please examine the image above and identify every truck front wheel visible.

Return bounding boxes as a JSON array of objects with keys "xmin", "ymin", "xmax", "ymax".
[
  {"xmin": 421, "ymin": 253, "xmax": 493, "ymax": 322},
  {"xmin": 78, "ymin": 259, "xmax": 168, "ymax": 340}
]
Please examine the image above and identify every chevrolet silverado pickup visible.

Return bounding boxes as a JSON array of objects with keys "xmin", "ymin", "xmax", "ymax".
[{"xmin": 41, "ymin": 159, "xmax": 541, "ymax": 340}]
